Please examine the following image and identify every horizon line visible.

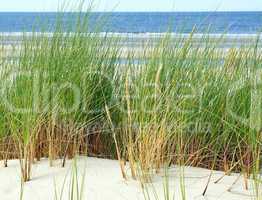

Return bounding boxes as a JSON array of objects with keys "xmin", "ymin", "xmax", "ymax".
[{"xmin": 0, "ymin": 10, "xmax": 261, "ymax": 13}]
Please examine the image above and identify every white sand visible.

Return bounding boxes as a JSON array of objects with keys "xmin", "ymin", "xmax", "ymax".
[{"xmin": 0, "ymin": 157, "xmax": 257, "ymax": 200}]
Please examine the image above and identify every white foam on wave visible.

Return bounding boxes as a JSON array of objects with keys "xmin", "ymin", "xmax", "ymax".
[{"xmin": 0, "ymin": 32, "xmax": 260, "ymax": 38}]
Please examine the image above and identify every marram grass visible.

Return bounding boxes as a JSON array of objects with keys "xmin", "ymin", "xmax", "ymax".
[{"xmin": 0, "ymin": 6, "xmax": 261, "ymax": 199}]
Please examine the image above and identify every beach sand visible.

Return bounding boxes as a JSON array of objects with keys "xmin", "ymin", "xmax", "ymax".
[{"xmin": 0, "ymin": 157, "xmax": 256, "ymax": 200}]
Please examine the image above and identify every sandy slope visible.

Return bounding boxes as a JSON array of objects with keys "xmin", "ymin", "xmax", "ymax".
[{"xmin": 0, "ymin": 157, "xmax": 257, "ymax": 200}]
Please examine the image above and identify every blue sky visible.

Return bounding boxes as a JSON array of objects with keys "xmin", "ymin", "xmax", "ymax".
[{"xmin": 0, "ymin": 0, "xmax": 262, "ymax": 12}]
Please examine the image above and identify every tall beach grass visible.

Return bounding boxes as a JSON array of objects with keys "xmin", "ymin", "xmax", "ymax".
[{"xmin": 0, "ymin": 2, "xmax": 261, "ymax": 198}]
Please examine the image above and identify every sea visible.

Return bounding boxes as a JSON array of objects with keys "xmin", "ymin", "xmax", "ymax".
[{"xmin": 0, "ymin": 12, "xmax": 261, "ymax": 34}]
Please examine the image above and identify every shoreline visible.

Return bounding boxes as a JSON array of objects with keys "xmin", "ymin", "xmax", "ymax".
[
  {"xmin": 0, "ymin": 32, "xmax": 261, "ymax": 50},
  {"xmin": 0, "ymin": 32, "xmax": 261, "ymax": 37}
]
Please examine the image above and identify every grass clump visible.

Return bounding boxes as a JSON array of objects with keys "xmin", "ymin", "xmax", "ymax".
[
  {"xmin": 0, "ymin": 3, "xmax": 120, "ymax": 182},
  {"xmin": 113, "ymin": 32, "xmax": 262, "ymax": 190}
]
